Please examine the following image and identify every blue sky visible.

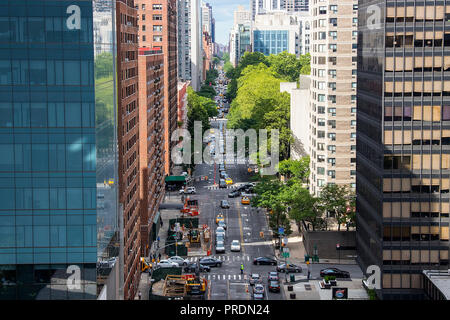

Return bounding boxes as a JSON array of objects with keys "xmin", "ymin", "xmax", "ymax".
[{"xmin": 208, "ymin": 0, "xmax": 248, "ymax": 45}]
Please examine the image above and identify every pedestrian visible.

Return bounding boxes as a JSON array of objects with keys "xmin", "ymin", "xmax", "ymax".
[
  {"xmin": 158, "ymin": 253, "xmax": 161, "ymax": 261},
  {"xmin": 307, "ymin": 261, "xmax": 311, "ymax": 280},
  {"xmin": 138, "ymin": 291, "xmax": 142, "ymax": 300},
  {"xmin": 240, "ymin": 264, "xmax": 244, "ymax": 275}
]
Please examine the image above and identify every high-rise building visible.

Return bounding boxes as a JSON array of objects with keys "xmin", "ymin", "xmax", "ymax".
[
  {"xmin": 211, "ymin": 17, "xmax": 215, "ymax": 43},
  {"xmin": 137, "ymin": 49, "xmax": 165, "ymax": 259},
  {"xmin": 250, "ymin": 0, "xmax": 309, "ymax": 20},
  {"xmin": 201, "ymin": 2, "xmax": 212, "ymax": 35},
  {"xmin": 357, "ymin": 1, "xmax": 450, "ymax": 299},
  {"xmin": 0, "ymin": 0, "xmax": 128, "ymax": 300},
  {"xmin": 230, "ymin": 24, "xmax": 252, "ymax": 67},
  {"xmin": 308, "ymin": 0, "xmax": 358, "ymax": 197},
  {"xmin": 136, "ymin": 0, "xmax": 178, "ymax": 175},
  {"xmin": 116, "ymin": 0, "xmax": 141, "ymax": 300},
  {"xmin": 177, "ymin": 0, "xmax": 203, "ymax": 91},
  {"xmin": 252, "ymin": 12, "xmax": 302, "ymax": 56},
  {"xmin": 234, "ymin": 5, "xmax": 251, "ymax": 26}
]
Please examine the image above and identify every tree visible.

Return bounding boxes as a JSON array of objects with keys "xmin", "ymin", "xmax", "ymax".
[
  {"xmin": 226, "ymin": 63, "xmax": 293, "ymax": 161},
  {"xmin": 318, "ymin": 184, "xmax": 354, "ymax": 231},
  {"xmin": 198, "ymin": 84, "xmax": 217, "ymax": 100},
  {"xmin": 299, "ymin": 53, "xmax": 311, "ymax": 75},
  {"xmin": 222, "ymin": 52, "xmax": 230, "ymax": 63},
  {"xmin": 267, "ymin": 51, "xmax": 302, "ymax": 82},
  {"xmin": 278, "ymin": 157, "xmax": 310, "ymax": 182},
  {"xmin": 186, "ymin": 87, "xmax": 214, "ymax": 136}
]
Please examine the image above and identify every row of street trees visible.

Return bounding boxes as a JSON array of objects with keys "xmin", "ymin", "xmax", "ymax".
[
  {"xmin": 251, "ymin": 157, "xmax": 356, "ymax": 237},
  {"xmin": 224, "ymin": 52, "xmax": 310, "ymax": 161}
]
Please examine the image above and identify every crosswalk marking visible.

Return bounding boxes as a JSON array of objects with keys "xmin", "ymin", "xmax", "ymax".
[{"xmin": 188, "ymin": 254, "xmax": 250, "ymax": 263}]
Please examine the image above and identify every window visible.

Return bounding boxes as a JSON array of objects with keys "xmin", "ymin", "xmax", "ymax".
[
  {"xmin": 141, "ymin": 14, "xmax": 146, "ymax": 21},
  {"xmin": 153, "ymin": 35, "xmax": 163, "ymax": 42},
  {"xmin": 330, "ymin": 18, "xmax": 337, "ymax": 26},
  {"xmin": 328, "ymin": 133, "xmax": 336, "ymax": 141},
  {"xmin": 318, "ymin": 118, "xmax": 326, "ymax": 126},
  {"xmin": 319, "ymin": 6, "xmax": 327, "ymax": 14},
  {"xmin": 330, "ymin": 5, "xmax": 337, "ymax": 13},
  {"xmin": 328, "ymin": 145, "xmax": 336, "ymax": 153},
  {"xmin": 153, "ymin": 15, "xmax": 163, "ymax": 21},
  {"xmin": 317, "ymin": 167, "xmax": 325, "ymax": 175},
  {"xmin": 351, "ymin": 132, "xmax": 356, "ymax": 138},
  {"xmin": 328, "ymin": 158, "xmax": 336, "ymax": 165},
  {"xmin": 318, "ymin": 106, "xmax": 325, "ymax": 114},
  {"xmin": 152, "ymin": 4, "xmax": 163, "ymax": 10},
  {"xmin": 142, "ymin": 4, "xmax": 145, "ymax": 10},
  {"xmin": 153, "ymin": 25, "xmax": 163, "ymax": 32},
  {"xmin": 142, "ymin": 25, "xmax": 146, "ymax": 31},
  {"xmin": 318, "ymin": 94, "xmax": 325, "ymax": 102},
  {"xmin": 328, "ymin": 170, "xmax": 336, "ymax": 178},
  {"xmin": 351, "ymin": 120, "xmax": 357, "ymax": 126},
  {"xmin": 328, "ymin": 108, "xmax": 336, "ymax": 116},
  {"xmin": 329, "ymin": 44, "xmax": 337, "ymax": 52},
  {"xmin": 329, "ymin": 31, "xmax": 337, "ymax": 40}
]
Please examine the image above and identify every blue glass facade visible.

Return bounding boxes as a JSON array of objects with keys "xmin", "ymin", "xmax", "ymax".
[
  {"xmin": 0, "ymin": 0, "xmax": 119, "ymax": 299},
  {"xmin": 253, "ymin": 30, "xmax": 289, "ymax": 56}
]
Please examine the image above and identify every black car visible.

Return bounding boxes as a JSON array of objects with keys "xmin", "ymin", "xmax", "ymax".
[
  {"xmin": 184, "ymin": 263, "xmax": 211, "ymax": 273},
  {"xmin": 220, "ymin": 200, "xmax": 230, "ymax": 209},
  {"xmin": 228, "ymin": 190, "xmax": 241, "ymax": 198},
  {"xmin": 199, "ymin": 257, "xmax": 223, "ymax": 267},
  {"xmin": 319, "ymin": 268, "xmax": 350, "ymax": 278},
  {"xmin": 268, "ymin": 280, "xmax": 280, "ymax": 293},
  {"xmin": 253, "ymin": 256, "xmax": 277, "ymax": 266},
  {"xmin": 277, "ymin": 263, "xmax": 302, "ymax": 273},
  {"xmin": 219, "ymin": 179, "xmax": 227, "ymax": 188}
]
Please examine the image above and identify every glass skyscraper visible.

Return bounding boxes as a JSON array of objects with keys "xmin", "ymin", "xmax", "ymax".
[
  {"xmin": 0, "ymin": 0, "xmax": 119, "ymax": 299},
  {"xmin": 253, "ymin": 30, "xmax": 289, "ymax": 55}
]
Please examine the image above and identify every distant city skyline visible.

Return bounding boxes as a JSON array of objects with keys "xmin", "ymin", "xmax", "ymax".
[{"xmin": 206, "ymin": 0, "xmax": 248, "ymax": 45}]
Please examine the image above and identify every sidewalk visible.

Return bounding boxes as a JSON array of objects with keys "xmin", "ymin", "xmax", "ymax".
[
  {"xmin": 134, "ymin": 272, "xmax": 149, "ymax": 300},
  {"xmin": 274, "ymin": 220, "xmax": 356, "ymax": 265}
]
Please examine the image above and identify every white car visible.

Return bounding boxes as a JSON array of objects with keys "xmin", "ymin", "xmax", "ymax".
[
  {"xmin": 179, "ymin": 187, "xmax": 196, "ymax": 195},
  {"xmin": 216, "ymin": 227, "xmax": 226, "ymax": 238},
  {"xmin": 215, "ymin": 241, "xmax": 226, "ymax": 253},
  {"xmin": 167, "ymin": 256, "xmax": 189, "ymax": 266},
  {"xmin": 157, "ymin": 260, "xmax": 179, "ymax": 268},
  {"xmin": 231, "ymin": 240, "xmax": 241, "ymax": 252}
]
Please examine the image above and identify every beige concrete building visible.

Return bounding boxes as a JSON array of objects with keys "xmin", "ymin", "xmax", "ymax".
[{"xmin": 309, "ymin": 0, "xmax": 358, "ymax": 196}]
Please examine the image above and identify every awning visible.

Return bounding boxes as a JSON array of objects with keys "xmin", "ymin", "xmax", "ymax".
[{"xmin": 165, "ymin": 176, "xmax": 186, "ymax": 182}]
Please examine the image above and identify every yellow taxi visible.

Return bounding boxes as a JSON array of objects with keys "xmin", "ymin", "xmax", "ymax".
[
  {"xmin": 241, "ymin": 196, "xmax": 250, "ymax": 205},
  {"xmin": 216, "ymin": 213, "xmax": 224, "ymax": 224},
  {"xmin": 225, "ymin": 177, "xmax": 233, "ymax": 185}
]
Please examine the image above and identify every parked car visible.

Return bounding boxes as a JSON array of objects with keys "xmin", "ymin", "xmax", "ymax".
[
  {"xmin": 268, "ymin": 271, "xmax": 279, "ymax": 281},
  {"xmin": 268, "ymin": 280, "xmax": 280, "ymax": 293},
  {"xmin": 167, "ymin": 256, "xmax": 189, "ymax": 266},
  {"xmin": 253, "ymin": 257, "xmax": 277, "ymax": 266},
  {"xmin": 218, "ymin": 220, "xmax": 227, "ymax": 230},
  {"xmin": 277, "ymin": 263, "xmax": 302, "ymax": 273},
  {"xmin": 179, "ymin": 186, "xmax": 196, "ymax": 194},
  {"xmin": 184, "ymin": 262, "xmax": 210, "ymax": 273},
  {"xmin": 230, "ymin": 240, "xmax": 241, "ymax": 252},
  {"xmin": 157, "ymin": 260, "xmax": 179, "ymax": 268},
  {"xmin": 249, "ymin": 274, "xmax": 261, "ymax": 286},
  {"xmin": 199, "ymin": 257, "xmax": 223, "ymax": 267},
  {"xmin": 220, "ymin": 200, "xmax": 230, "ymax": 209},
  {"xmin": 215, "ymin": 241, "xmax": 226, "ymax": 253},
  {"xmin": 320, "ymin": 268, "xmax": 350, "ymax": 278},
  {"xmin": 228, "ymin": 190, "xmax": 241, "ymax": 198},
  {"xmin": 253, "ymin": 284, "xmax": 265, "ymax": 296}
]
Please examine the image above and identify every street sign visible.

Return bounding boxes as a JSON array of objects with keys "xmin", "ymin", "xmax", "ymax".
[
  {"xmin": 336, "ymin": 243, "xmax": 340, "ymax": 249},
  {"xmin": 278, "ymin": 227, "xmax": 285, "ymax": 235},
  {"xmin": 283, "ymin": 237, "xmax": 288, "ymax": 246}
]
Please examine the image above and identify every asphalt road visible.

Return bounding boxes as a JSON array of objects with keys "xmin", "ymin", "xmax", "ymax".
[{"xmin": 181, "ymin": 70, "xmax": 285, "ymax": 300}]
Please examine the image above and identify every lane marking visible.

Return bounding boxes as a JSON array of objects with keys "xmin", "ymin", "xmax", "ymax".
[{"xmin": 237, "ymin": 201, "xmax": 245, "ymax": 254}]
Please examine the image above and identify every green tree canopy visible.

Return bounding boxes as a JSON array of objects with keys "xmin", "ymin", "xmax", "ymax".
[
  {"xmin": 318, "ymin": 184, "xmax": 355, "ymax": 231},
  {"xmin": 278, "ymin": 157, "xmax": 310, "ymax": 182},
  {"xmin": 267, "ymin": 51, "xmax": 303, "ymax": 82}
]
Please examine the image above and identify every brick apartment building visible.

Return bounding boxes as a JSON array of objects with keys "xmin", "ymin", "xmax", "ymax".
[
  {"xmin": 116, "ymin": 0, "xmax": 141, "ymax": 300},
  {"xmin": 138, "ymin": 49, "xmax": 165, "ymax": 257},
  {"xmin": 136, "ymin": 0, "xmax": 178, "ymax": 175}
]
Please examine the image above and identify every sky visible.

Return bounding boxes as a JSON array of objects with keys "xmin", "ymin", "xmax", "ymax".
[{"xmin": 208, "ymin": 0, "xmax": 249, "ymax": 45}]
